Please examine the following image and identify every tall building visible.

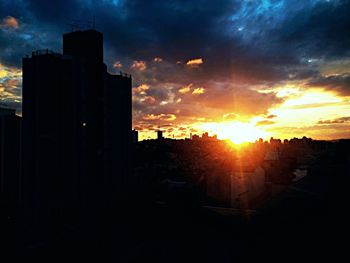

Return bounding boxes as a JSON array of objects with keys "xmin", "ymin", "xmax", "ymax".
[
  {"xmin": 22, "ymin": 49, "xmax": 79, "ymax": 221},
  {"xmin": 157, "ymin": 130, "xmax": 163, "ymax": 140},
  {"xmin": 21, "ymin": 29, "xmax": 132, "ymax": 222},
  {"xmin": 104, "ymin": 71, "xmax": 132, "ymax": 202},
  {"xmin": 0, "ymin": 108, "xmax": 21, "ymax": 215}
]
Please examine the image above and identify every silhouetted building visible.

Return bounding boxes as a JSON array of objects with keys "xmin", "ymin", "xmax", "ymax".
[
  {"xmin": 22, "ymin": 49, "xmax": 79, "ymax": 221},
  {"xmin": 132, "ymin": 129, "xmax": 139, "ymax": 143},
  {"xmin": 0, "ymin": 108, "xmax": 21, "ymax": 214},
  {"xmin": 191, "ymin": 134, "xmax": 200, "ymax": 140},
  {"xmin": 157, "ymin": 130, "xmax": 163, "ymax": 140},
  {"xmin": 104, "ymin": 71, "xmax": 132, "ymax": 201},
  {"xmin": 22, "ymin": 29, "xmax": 132, "ymax": 222}
]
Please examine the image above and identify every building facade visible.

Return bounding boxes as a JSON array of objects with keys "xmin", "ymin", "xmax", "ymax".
[
  {"xmin": 21, "ymin": 29, "xmax": 132, "ymax": 222},
  {"xmin": 0, "ymin": 108, "xmax": 21, "ymax": 215}
]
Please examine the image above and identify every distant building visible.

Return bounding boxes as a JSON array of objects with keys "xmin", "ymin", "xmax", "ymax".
[
  {"xmin": 157, "ymin": 130, "xmax": 163, "ymax": 140},
  {"xmin": 191, "ymin": 134, "xmax": 200, "ymax": 140},
  {"xmin": 270, "ymin": 137, "xmax": 282, "ymax": 147},
  {"xmin": 202, "ymin": 132, "xmax": 209, "ymax": 139},
  {"xmin": 0, "ymin": 108, "xmax": 21, "ymax": 213},
  {"xmin": 132, "ymin": 129, "xmax": 139, "ymax": 143}
]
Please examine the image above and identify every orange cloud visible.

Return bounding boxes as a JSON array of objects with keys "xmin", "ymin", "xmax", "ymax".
[
  {"xmin": 192, "ymin": 87, "xmax": 205, "ymax": 95},
  {"xmin": 266, "ymin": 114, "xmax": 277, "ymax": 119},
  {"xmin": 318, "ymin": 116, "xmax": 350, "ymax": 124},
  {"xmin": 2, "ymin": 16, "xmax": 19, "ymax": 29},
  {"xmin": 131, "ymin": 60, "xmax": 146, "ymax": 71},
  {"xmin": 179, "ymin": 84, "xmax": 192, "ymax": 94},
  {"xmin": 133, "ymin": 84, "xmax": 150, "ymax": 94},
  {"xmin": 186, "ymin": 58, "xmax": 203, "ymax": 67},
  {"xmin": 256, "ymin": 120, "xmax": 276, "ymax": 126},
  {"xmin": 143, "ymin": 113, "xmax": 176, "ymax": 121},
  {"xmin": 142, "ymin": 96, "xmax": 157, "ymax": 105},
  {"xmin": 223, "ymin": 113, "xmax": 239, "ymax": 120}
]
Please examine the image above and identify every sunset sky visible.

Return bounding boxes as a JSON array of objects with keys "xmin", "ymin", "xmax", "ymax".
[{"xmin": 1, "ymin": 0, "xmax": 350, "ymax": 141}]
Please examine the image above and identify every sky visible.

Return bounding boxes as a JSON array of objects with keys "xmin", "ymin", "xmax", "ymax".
[{"xmin": 1, "ymin": 0, "xmax": 350, "ymax": 141}]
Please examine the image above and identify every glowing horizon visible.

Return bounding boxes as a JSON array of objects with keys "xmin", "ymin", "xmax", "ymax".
[{"xmin": 134, "ymin": 83, "xmax": 350, "ymax": 142}]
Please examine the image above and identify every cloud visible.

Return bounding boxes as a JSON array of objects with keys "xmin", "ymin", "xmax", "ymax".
[
  {"xmin": 199, "ymin": 83, "xmax": 284, "ymax": 117},
  {"xmin": 186, "ymin": 58, "xmax": 203, "ymax": 67},
  {"xmin": 306, "ymin": 74, "xmax": 350, "ymax": 96},
  {"xmin": 223, "ymin": 113, "xmax": 238, "ymax": 120},
  {"xmin": 133, "ymin": 84, "xmax": 150, "ymax": 94},
  {"xmin": 178, "ymin": 84, "xmax": 192, "ymax": 94},
  {"xmin": 1, "ymin": 16, "xmax": 19, "ymax": 29},
  {"xmin": 143, "ymin": 113, "xmax": 176, "ymax": 121},
  {"xmin": 276, "ymin": 1, "xmax": 350, "ymax": 59},
  {"xmin": 0, "ymin": 63, "xmax": 21, "ymax": 111},
  {"xmin": 113, "ymin": 61, "xmax": 122, "ymax": 68},
  {"xmin": 141, "ymin": 96, "xmax": 157, "ymax": 105},
  {"xmin": 192, "ymin": 87, "xmax": 205, "ymax": 95},
  {"xmin": 256, "ymin": 120, "xmax": 276, "ymax": 126},
  {"xmin": 153, "ymin": 57, "xmax": 162, "ymax": 63},
  {"xmin": 318, "ymin": 116, "xmax": 350, "ymax": 124},
  {"xmin": 131, "ymin": 60, "xmax": 147, "ymax": 71},
  {"xmin": 266, "ymin": 114, "xmax": 277, "ymax": 119}
]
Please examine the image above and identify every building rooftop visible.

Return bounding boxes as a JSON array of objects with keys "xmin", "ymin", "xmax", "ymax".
[{"xmin": 26, "ymin": 49, "xmax": 61, "ymax": 58}]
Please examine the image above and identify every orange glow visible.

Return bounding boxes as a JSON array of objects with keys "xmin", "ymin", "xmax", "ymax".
[
  {"xmin": 2, "ymin": 16, "xmax": 19, "ymax": 29},
  {"xmin": 186, "ymin": 58, "xmax": 203, "ymax": 67},
  {"xmin": 199, "ymin": 121, "xmax": 269, "ymax": 144}
]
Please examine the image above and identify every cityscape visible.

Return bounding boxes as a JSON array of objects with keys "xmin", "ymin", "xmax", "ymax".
[{"xmin": 1, "ymin": 1, "xmax": 350, "ymax": 262}]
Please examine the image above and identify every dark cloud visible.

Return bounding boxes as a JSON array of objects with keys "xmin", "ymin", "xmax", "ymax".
[
  {"xmin": 306, "ymin": 74, "xmax": 350, "ymax": 95},
  {"xmin": 318, "ymin": 116, "xmax": 350, "ymax": 125},
  {"xmin": 25, "ymin": 0, "xmax": 84, "ymax": 23},
  {"xmin": 276, "ymin": 0, "xmax": 350, "ymax": 59}
]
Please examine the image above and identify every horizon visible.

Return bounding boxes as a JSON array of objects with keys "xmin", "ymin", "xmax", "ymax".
[{"xmin": 1, "ymin": 0, "xmax": 350, "ymax": 142}]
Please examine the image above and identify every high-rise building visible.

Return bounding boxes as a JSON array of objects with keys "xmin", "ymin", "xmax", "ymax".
[
  {"xmin": 22, "ymin": 50, "xmax": 75, "ymax": 221},
  {"xmin": 104, "ymin": 71, "xmax": 132, "ymax": 201},
  {"xmin": 21, "ymin": 29, "xmax": 132, "ymax": 221}
]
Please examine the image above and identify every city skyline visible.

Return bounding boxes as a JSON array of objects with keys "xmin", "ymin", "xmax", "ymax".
[{"xmin": 1, "ymin": 0, "xmax": 350, "ymax": 142}]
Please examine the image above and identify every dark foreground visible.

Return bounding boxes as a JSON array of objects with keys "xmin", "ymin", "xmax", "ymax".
[{"xmin": 2, "ymin": 143, "xmax": 349, "ymax": 263}]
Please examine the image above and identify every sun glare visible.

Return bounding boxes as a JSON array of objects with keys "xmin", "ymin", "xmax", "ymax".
[{"xmin": 200, "ymin": 121, "xmax": 269, "ymax": 144}]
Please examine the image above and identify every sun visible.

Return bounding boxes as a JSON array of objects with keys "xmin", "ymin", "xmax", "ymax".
[{"xmin": 200, "ymin": 121, "xmax": 269, "ymax": 144}]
